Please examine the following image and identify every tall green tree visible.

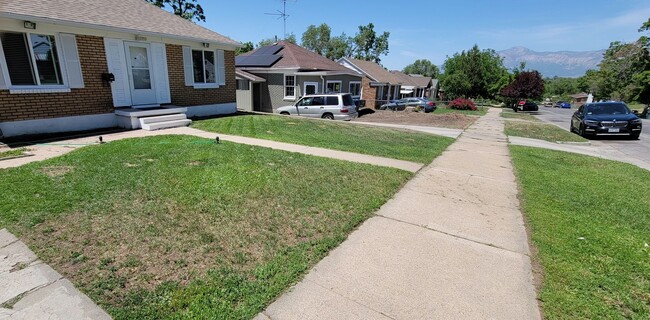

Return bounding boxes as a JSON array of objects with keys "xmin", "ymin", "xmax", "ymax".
[
  {"xmin": 146, "ymin": 0, "xmax": 205, "ymax": 22},
  {"xmin": 544, "ymin": 77, "xmax": 580, "ymax": 97},
  {"xmin": 352, "ymin": 23, "xmax": 390, "ymax": 63},
  {"xmin": 441, "ymin": 45, "xmax": 509, "ymax": 99},
  {"xmin": 302, "ymin": 23, "xmax": 331, "ymax": 55},
  {"xmin": 403, "ymin": 59, "xmax": 440, "ymax": 78}
]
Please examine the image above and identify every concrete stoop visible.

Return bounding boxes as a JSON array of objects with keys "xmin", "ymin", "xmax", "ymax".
[{"xmin": 0, "ymin": 229, "xmax": 111, "ymax": 320}]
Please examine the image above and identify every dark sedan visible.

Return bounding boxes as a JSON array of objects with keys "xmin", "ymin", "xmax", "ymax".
[
  {"xmin": 570, "ymin": 102, "xmax": 643, "ymax": 139},
  {"xmin": 513, "ymin": 100, "xmax": 539, "ymax": 112},
  {"xmin": 379, "ymin": 98, "xmax": 436, "ymax": 113}
]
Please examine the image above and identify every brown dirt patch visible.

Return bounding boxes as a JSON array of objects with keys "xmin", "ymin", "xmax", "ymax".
[
  {"xmin": 354, "ymin": 110, "xmax": 477, "ymax": 129},
  {"xmin": 41, "ymin": 166, "xmax": 74, "ymax": 177}
]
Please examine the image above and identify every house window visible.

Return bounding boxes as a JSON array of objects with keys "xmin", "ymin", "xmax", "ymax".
[
  {"xmin": 236, "ymin": 79, "xmax": 249, "ymax": 90},
  {"xmin": 0, "ymin": 32, "xmax": 63, "ymax": 86},
  {"xmin": 349, "ymin": 81, "xmax": 361, "ymax": 97},
  {"xmin": 284, "ymin": 75, "xmax": 295, "ymax": 98},
  {"xmin": 326, "ymin": 81, "xmax": 341, "ymax": 93},
  {"xmin": 192, "ymin": 49, "xmax": 216, "ymax": 84}
]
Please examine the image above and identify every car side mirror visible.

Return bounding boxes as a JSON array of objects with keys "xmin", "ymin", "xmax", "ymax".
[{"xmin": 632, "ymin": 110, "xmax": 639, "ymax": 115}]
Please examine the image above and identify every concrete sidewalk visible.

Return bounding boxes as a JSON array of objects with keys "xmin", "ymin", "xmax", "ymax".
[
  {"xmin": 0, "ymin": 229, "xmax": 111, "ymax": 319},
  {"xmin": 0, "ymin": 127, "xmax": 423, "ymax": 173},
  {"xmin": 350, "ymin": 121, "xmax": 463, "ymax": 138},
  {"xmin": 254, "ymin": 108, "xmax": 541, "ymax": 319}
]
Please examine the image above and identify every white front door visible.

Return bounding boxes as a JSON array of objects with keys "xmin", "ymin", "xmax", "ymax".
[
  {"xmin": 124, "ymin": 42, "xmax": 157, "ymax": 106},
  {"xmin": 304, "ymin": 82, "xmax": 318, "ymax": 95}
]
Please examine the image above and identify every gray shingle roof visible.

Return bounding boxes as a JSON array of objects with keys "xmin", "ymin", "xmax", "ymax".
[
  {"xmin": 0, "ymin": 0, "xmax": 240, "ymax": 47},
  {"xmin": 346, "ymin": 59, "xmax": 402, "ymax": 85},
  {"xmin": 238, "ymin": 41, "xmax": 352, "ymax": 72}
]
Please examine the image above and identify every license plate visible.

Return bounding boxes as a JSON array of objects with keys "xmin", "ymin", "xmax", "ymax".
[{"xmin": 608, "ymin": 128, "xmax": 620, "ymax": 133}]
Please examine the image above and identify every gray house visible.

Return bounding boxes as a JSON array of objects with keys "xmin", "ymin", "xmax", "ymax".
[{"xmin": 235, "ymin": 41, "xmax": 362, "ymax": 113}]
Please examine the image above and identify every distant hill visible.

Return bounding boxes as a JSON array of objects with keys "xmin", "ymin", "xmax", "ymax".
[{"xmin": 497, "ymin": 47, "xmax": 605, "ymax": 78}]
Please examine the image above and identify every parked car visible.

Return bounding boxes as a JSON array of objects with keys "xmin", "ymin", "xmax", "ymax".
[
  {"xmin": 380, "ymin": 97, "xmax": 436, "ymax": 112},
  {"xmin": 570, "ymin": 102, "xmax": 642, "ymax": 139},
  {"xmin": 276, "ymin": 93, "xmax": 358, "ymax": 120},
  {"xmin": 554, "ymin": 101, "xmax": 571, "ymax": 108},
  {"xmin": 513, "ymin": 100, "xmax": 539, "ymax": 112}
]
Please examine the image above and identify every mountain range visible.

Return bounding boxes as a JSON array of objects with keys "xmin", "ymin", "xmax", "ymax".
[{"xmin": 497, "ymin": 47, "xmax": 605, "ymax": 78}]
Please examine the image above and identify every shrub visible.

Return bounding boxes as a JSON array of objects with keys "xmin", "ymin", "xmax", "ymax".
[{"xmin": 448, "ymin": 98, "xmax": 477, "ymax": 111}]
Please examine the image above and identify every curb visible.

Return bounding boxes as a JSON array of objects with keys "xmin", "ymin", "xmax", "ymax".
[{"xmin": 555, "ymin": 141, "xmax": 591, "ymax": 146}]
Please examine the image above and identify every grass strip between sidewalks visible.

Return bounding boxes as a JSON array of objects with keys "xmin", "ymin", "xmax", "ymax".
[
  {"xmin": 193, "ymin": 114, "xmax": 454, "ymax": 164},
  {"xmin": 510, "ymin": 146, "xmax": 650, "ymax": 319},
  {"xmin": 505, "ymin": 121, "xmax": 588, "ymax": 143},
  {"xmin": 0, "ymin": 135, "xmax": 414, "ymax": 319}
]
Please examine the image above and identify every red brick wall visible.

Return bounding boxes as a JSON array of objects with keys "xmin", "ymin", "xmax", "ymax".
[
  {"xmin": 0, "ymin": 35, "xmax": 114, "ymax": 122},
  {"xmin": 361, "ymin": 76, "xmax": 379, "ymax": 109},
  {"xmin": 166, "ymin": 44, "xmax": 236, "ymax": 106}
]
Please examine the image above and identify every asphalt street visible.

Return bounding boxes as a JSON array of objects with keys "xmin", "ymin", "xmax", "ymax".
[{"xmin": 532, "ymin": 106, "xmax": 650, "ymax": 166}]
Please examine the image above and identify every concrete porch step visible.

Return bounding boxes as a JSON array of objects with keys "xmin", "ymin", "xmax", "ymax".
[
  {"xmin": 141, "ymin": 119, "xmax": 192, "ymax": 131},
  {"xmin": 139, "ymin": 114, "xmax": 188, "ymax": 124}
]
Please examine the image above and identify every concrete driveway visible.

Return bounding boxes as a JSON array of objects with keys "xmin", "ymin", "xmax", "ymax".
[{"xmin": 534, "ymin": 106, "xmax": 650, "ymax": 165}]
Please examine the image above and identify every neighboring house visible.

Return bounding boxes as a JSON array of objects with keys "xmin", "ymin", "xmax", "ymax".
[
  {"xmin": 569, "ymin": 93, "xmax": 589, "ymax": 106},
  {"xmin": 235, "ymin": 41, "xmax": 362, "ymax": 113},
  {"xmin": 235, "ymin": 69, "xmax": 266, "ymax": 112},
  {"xmin": 390, "ymin": 71, "xmax": 436, "ymax": 99},
  {"xmin": 338, "ymin": 58, "xmax": 402, "ymax": 108},
  {"xmin": 0, "ymin": 0, "xmax": 240, "ymax": 138}
]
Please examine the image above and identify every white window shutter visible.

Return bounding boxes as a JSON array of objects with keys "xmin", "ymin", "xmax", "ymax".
[
  {"xmin": 182, "ymin": 46, "xmax": 194, "ymax": 86},
  {"xmin": 217, "ymin": 49, "xmax": 226, "ymax": 86},
  {"xmin": 104, "ymin": 38, "xmax": 132, "ymax": 107},
  {"xmin": 59, "ymin": 33, "xmax": 84, "ymax": 88},
  {"xmin": 150, "ymin": 43, "xmax": 171, "ymax": 104}
]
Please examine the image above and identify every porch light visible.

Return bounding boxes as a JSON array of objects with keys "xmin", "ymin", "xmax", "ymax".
[
  {"xmin": 23, "ymin": 21, "xmax": 36, "ymax": 29},
  {"xmin": 202, "ymin": 42, "xmax": 210, "ymax": 48}
]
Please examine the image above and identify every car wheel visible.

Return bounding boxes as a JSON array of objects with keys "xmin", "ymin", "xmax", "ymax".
[
  {"xmin": 321, "ymin": 113, "xmax": 334, "ymax": 120},
  {"xmin": 280, "ymin": 112, "xmax": 290, "ymax": 115},
  {"xmin": 578, "ymin": 124, "xmax": 592, "ymax": 139},
  {"xmin": 569, "ymin": 124, "xmax": 575, "ymax": 133}
]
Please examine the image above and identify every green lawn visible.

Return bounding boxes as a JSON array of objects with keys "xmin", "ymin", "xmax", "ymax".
[
  {"xmin": 510, "ymin": 146, "xmax": 650, "ymax": 319},
  {"xmin": 0, "ymin": 148, "xmax": 27, "ymax": 159},
  {"xmin": 434, "ymin": 106, "xmax": 488, "ymax": 116},
  {"xmin": 192, "ymin": 114, "xmax": 454, "ymax": 163},
  {"xmin": 500, "ymin": 109, "xmax": 541, "ymax": 122},
  {"xmin": 505, "ymin": 121, "xmax": 587, "ymax": 143},
  {"xmin": 0, "ymin": 135, "xmax": 412, "ymax": 319}
]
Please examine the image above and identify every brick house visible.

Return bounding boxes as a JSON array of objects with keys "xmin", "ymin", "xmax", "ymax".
[
  {"xmin": 337, "ymin": 58, "xmax": 402, "ymax": 109},
  {"xmin": 0, "ymin": 0, "xmax": 240, "ymax": 138},
  {"xmin": 235, "ymin": 41, "xmax": 362, "ymax": 113}
]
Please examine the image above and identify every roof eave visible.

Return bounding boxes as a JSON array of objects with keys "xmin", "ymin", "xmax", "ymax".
[{"xmin": 1, "ymin": 12, "xmax": 242, "ymax": 48}]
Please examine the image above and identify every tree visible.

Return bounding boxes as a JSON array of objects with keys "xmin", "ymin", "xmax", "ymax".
[
  {"xmin": 500, "ymin": 71, "xmax": 545, "ymax": 102},
  {"xmin": 403, "ymin": 59, "xmax": 440, "ymax": 78},
  {"xmin": 302, "ymin": 23, "xmax": 331, "ymax": 55},
  {"xmin": 352, "ymin": 23, "xmax": 390, "ymax": 63},
  {"xmin": 326, "ymin": 33, "xmax": 353, "ymax": 60},
  {"xmin": 257, "ymin": 33, "xmax": 297, "ymax": 48},
  {"xmin": 544, "ymin": 77, "xmax": 580, "ymax": 97},
  {"xmin": 236, "ymin": 42, "xmax": 254, "ymax": 55},
  {"xmin": 639, "ymin": 18, "xmax": 650, "ymax": 33},
  {"xmin": 440, "ymin": 45, "xmax": 509, "ymax": 99},
  {"xmin": 146, "ymin": 0, "xmax": 205, "ymax": 22}
]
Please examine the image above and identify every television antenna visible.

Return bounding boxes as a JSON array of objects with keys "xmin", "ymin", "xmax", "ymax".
[{"xmin": 265, "ymin": 0, "xmax": 294, "ymax": 40}]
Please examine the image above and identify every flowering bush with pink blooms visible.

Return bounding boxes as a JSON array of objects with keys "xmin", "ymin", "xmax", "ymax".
[{"xmin": 447, "ymin": 98, "xmax": 477, "ymax": 111}]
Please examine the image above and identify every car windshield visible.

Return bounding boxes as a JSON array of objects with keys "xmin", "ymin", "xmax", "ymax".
[{"xmin": 585, "ymin": 103, "xmax": 630, "ymax": 115}]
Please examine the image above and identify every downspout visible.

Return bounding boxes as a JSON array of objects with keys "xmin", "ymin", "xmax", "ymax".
[{"xmin": 320, "ymin": 75, "xmax": 325, "ymax": 94}]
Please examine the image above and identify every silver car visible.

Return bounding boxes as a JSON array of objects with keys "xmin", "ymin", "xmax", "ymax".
[{"xmin": 276, "ymin": 93, "xmax": 358, "ymax": 120}]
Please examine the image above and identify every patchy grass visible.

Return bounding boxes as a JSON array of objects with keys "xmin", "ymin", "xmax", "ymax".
[
  {"xmin": 500, "ymin": 109, "xmax": 541, "ymax": 122},
  {"xmin": 510, "ymin": 146, "xmax": 650, "ymax": 319},
  {"xmin": 505, "ymin": 121, "xmax": 587, "ymax": 143},
  {"xmin": 0, "ymin": 148, "xmax": 27, "ymax": 159},
  {"xmin": 192, "ymin": 114, "xmax": 454, "ymax": 163},
  {"xmin": 434, "ymin": 105, "xmax": 489, "ymax": 116},
  {"xmin": 0, "ymin": 135, "xmax": 412, "ymax": 319}
]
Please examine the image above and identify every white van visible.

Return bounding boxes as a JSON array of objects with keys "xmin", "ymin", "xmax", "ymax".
[{"xmin": 276, "ymin": 93, "xmax": 358, "ymax": 120}]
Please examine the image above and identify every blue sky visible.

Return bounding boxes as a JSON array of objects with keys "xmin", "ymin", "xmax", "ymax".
[{"xmin": 197, "ymin": 0, "xmax": 650, "ymax": 70}]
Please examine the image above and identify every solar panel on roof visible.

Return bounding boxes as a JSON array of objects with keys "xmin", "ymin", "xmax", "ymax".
[
  {"xmin": 236, "ymin": 54, "xmax": 282, "ymax": 67},
  {"xmin": 255, "ymin": 45, "xmax": 283, "ymax": 55}
]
